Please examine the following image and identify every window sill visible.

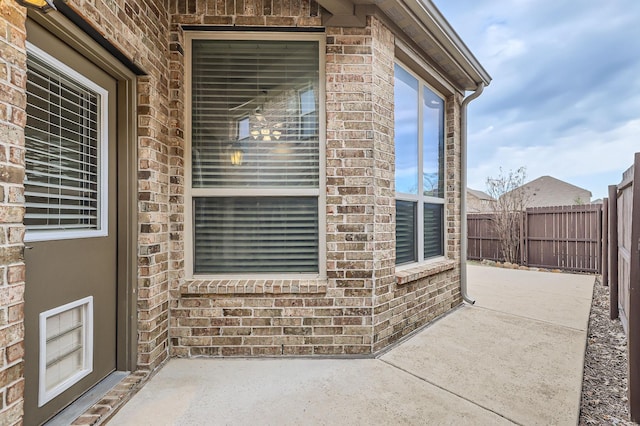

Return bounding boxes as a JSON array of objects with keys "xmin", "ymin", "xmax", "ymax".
[
  {"xmin": 180, "ymin": 278, "xmax": 328, "ymax": 296},
  {"xmin": 395, "ymin": 258, "xmax": 457, "ymax": 285}
]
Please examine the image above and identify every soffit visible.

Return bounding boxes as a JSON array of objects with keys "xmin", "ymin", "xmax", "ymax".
[{"xmin": 316, "ymin": 0, "xmax": 491, "ymax": 91}]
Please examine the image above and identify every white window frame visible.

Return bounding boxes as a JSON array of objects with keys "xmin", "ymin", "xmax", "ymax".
[
  {"xmin": 184, "ymin": 31, "xmax": 327, "ymax": 280},
  {"xmin": 395, "ymin": 61, "xmax": 447, "ymax": 266},
  {"xmin": 24, "ymin": 43, "xmax": 109, "ymax": 243},
  {"xmin": 38, "ymin": 296, "xmax": 93, "ymax": 407}
]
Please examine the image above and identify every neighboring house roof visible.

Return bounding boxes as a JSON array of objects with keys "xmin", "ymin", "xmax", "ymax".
[
  {"xmin": 507, "ymin": 176, "xmax": 592, "ymax": 208},
  {"xmin": 467, "ymin": 188, "xmax": 496, "ymax": 212},
  {"xmin": 467, "ymin": 188, "xmax": 493, "ymax": 201},
  {"xmin": 316, "ymin": 0, "xmax": 492, "ymax": 91}
]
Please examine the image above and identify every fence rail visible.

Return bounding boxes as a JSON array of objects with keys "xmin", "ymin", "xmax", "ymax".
[{"xmin": 468, "ymin": 204, "xmax": 602, "ymax": 273}]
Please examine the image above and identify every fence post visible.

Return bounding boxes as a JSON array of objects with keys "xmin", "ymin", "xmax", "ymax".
[
  {"xmin": 602, "ymin": 198, "xmax": 609, "ymax": 286},
  {"xmin": 522, "ymin": 210, "xmax": 528, "ymax": 266},
  {"xmin": 629, "ymin": 153, "xmax": 640, "ymax": 422},
  {"xmin": 609, "ymin": 185, "xmax": 619, "ymax": 320}
]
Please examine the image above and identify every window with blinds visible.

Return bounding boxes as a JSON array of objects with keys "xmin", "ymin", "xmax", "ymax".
[
  {"xmin": 24, "ymin": 46, "xmax": 107, "ymax": 241},
  {"xmin": 423, "ymin": 203, "xmax": 444, "ymax": 260},
  {"xmin": 194, "ymin": 197, "xmax": 319, "ymax": 273},
  {"xmin": 189, "ymin": 35, "xmax": 322, "ymax": 275},
  {"xmin": 394, "ymin": 62, "xmax": 446, "ymax": 265},
  {"xmin": 396, "ymin": 200, "xmax": 417, "ymax": 265}
]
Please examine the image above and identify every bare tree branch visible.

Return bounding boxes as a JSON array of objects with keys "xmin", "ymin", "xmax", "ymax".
[{"xmin": 485, "ymin": 167, "xmax": 530, "ymax": 264}]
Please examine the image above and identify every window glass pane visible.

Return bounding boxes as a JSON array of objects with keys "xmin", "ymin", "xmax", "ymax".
[
  {"xmin": 237, "ymin": 116, "xmax": 250, "ymax": 140},
  {"xmin": 299, "ymin": 88, "xmax": 317, "ymax": 139},
  {"xmin": 194, "ymin": 197, "xmax": 319, "ymax": 273},
  {"xmin": 394, "ymin": 64, "xmax": 419, "ymax": 195},
  {"xmin": 423, "ymin": 86, "xmax": 444, "ymax": 198},
  {"xmin": 395, "ymin": 200, "xmax": 416, "ymax": 265},
  {"xmin": 191, "ymin": 40, "xmax": 319, "ymax": 188},
  {"xmin": 424, "ymin": 203, "xmax": 444, "ymax": 259},
  {"xmin": 300, "ymin": 88, "xmax": 315, "ymax": 114},
  {"xmin": 24, "ymin": 52, "xmax": 102, "ymax": 234}
]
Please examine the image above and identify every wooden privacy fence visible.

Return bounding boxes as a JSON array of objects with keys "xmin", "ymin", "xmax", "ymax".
[
  {"xmin": 607, "ymin": 152, "xmax": 640, "ymax": 421},
  {"xmin": 468, "ymin": 204, "xmax": 603, "ymax": 273},
  {"xmin": 467, "ymin": 213, "xmax": 507, "ymax": 262}
]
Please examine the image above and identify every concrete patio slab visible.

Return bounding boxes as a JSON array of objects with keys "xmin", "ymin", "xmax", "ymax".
[
  {"xmin": 381, "ymin": 306, "xmax": 587, "ymax": 426},
  {"xmin": 106, "ymin": 266, "xmax": 596, "ymax": 426},
  {"xmin": 467, "ymin": 264, "xmax": 594, "ymax": 330},
  {"xmin": 108, "ymin": 358, "xmax": 513, "ymax": 425}
]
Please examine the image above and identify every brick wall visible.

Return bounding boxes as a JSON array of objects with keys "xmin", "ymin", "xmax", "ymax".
[
  {"xmin": 373, "ymin": 29, "xmax": 462, "ymax": 352},
  {"xmin": 61, "ymin": 0, "xmax": 174, "ymax": 371},
  {"xmin": 0, "ymin": 1, "xmax": 26, "ymax": 423},
  {"xmin": 0, "ymin": 1, "xmax": 173, "ymax": 422},
  {"xmin": 376, "ymin": 92, "xmax": 464, "ymax": 350},
  {"xmin": 0, "ymin": 0, "xmax": 470, "ymax": 424},
  {"xmin": 169, "ymin": 8, "xmax": 464, "ymax": 357},
  {"xmin": 169, "ymin": 2, "xmax": 379, "ymax": 357},
  {"xmin": 0, "ymin": 0, "xmax": 470, "ymax": 421}
]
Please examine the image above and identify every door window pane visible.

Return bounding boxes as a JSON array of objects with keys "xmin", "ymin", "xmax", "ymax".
[{"xmin": 24, "ymin": 50, "xmax": 106, "ymax": 239}]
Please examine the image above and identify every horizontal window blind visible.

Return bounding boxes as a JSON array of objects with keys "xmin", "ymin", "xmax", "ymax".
[
  {"xmin": 191, "ymin": 40, "xmax": 319, "ymax": 188},
  {"xmin": 24, "ymin": 52, "xmax": 101, "ymax": 233},
  {"xmin": 396, "ymin": 200, "xmax": 416, "ymax": 265},
  {"xmin": 424, "ymin": 203, "xmax": 444, "ymax": 259},
  {"xmin": 194, "ymin": 197, "xmax": 319, "ymax": 273}
]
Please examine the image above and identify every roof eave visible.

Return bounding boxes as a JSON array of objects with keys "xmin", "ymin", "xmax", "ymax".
[
  {"xmin": 399, "ymin": 0, "xmax": 491, "ymax": 89},
  {"xmin": 316, "ymin": 0, "xmax": 491, "ymax": 91}
]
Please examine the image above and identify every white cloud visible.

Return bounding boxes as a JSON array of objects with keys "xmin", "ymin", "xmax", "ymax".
[
  {"xmin": 481, "ymin": 24, "xmax": 526, "ymax": 67},
  {"xmin": 467, "ymin": 119, "xmax": 640, "ymax": 196},
  {"xmin": 433, "ymin": 0, "xmax": 640, "ymax": 200}
]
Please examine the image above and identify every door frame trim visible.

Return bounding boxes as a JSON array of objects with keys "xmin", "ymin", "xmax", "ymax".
[{"xmin": 28, "ymin": 10, "xmax": 140, "ymax": 372}]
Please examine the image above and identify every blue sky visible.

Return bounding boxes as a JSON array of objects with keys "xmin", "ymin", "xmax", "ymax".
[{"xmin": 433, "ymin": 0, "xmax": 640, "ymax": 200}]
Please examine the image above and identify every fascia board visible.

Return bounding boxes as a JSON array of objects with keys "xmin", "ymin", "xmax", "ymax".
[{"xmin": 340, "ymin": 0, "xmax": 492, "ymax": 89}]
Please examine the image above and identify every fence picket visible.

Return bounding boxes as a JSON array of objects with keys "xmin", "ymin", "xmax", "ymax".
[
  {"xmin": 628, "ymin": 153, "xmax": 640, "ymax": 421},
  {"xmin": 467, "ymin": 204, "xmax": 602, "ymax": 273},
  {"xmin": 602, "ymin": 198, "xmax": 609, "ymax": 286}
]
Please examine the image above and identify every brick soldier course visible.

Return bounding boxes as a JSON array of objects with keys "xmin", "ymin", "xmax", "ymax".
[{"xmin": 0, "ymin": 0, "xmax": 489, "ymax": 424}]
